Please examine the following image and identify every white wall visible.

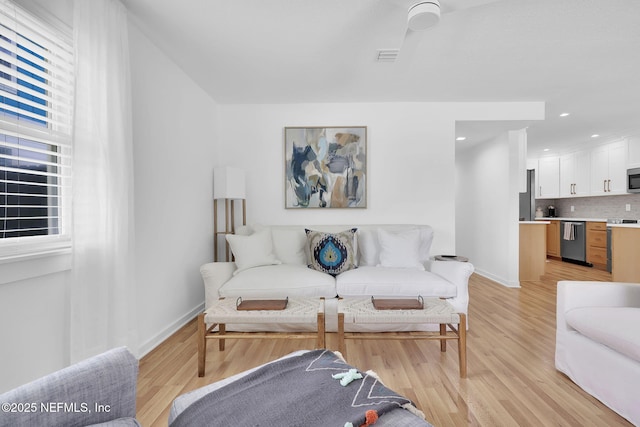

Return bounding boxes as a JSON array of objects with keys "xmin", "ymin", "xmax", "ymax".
[
  {"xmin": 0, "ymin": 270, "xmax": 70, "ymax": 391},
  {"xmin": 129, "ymin": 23, "xmax": 218, "ymax": 356},
  {"xmin": 456, "ymin": 132, "xmax": 522, "ymax": 287},
  {"xmin": 218, "ymin": 102, "xmax": 543, "ymax": 256}
]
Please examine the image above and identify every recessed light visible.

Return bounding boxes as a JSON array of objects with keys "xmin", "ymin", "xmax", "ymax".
[
  {"xmin": 591, "ymin": 134, "xmax": 600, "ymax": 138},
  {"xmin": 559, "ymin": 113, "xmax": 570, "ymax": 117},
  {"xmin": 543, "ymin": 148, "xmax": 550, "ymax": 152},
  {"xmin": 456, "ymin": 137, "xmax": 466, "ymax": 141}
]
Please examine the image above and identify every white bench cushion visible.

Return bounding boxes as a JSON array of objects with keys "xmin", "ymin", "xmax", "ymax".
[
  {"xmin": 219, "ymin": 264, "xmax": 337, "ymax": 298},
  {"xmin": 565, "ymin": 307, "xmax": 640, "ymax": 363},
  {"xmin": 336, "ymin": 266, "xmax": 456, "ymax": 298}
]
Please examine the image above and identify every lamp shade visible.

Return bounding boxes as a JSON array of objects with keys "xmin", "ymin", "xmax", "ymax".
[{"xmin": 214, "ymin": 167, "xmax": 246, "ymax": 199}]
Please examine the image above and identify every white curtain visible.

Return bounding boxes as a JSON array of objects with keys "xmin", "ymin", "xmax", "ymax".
[{"xmin": 70, "ymin": 0, "xmax": 137, "ymax": 362}]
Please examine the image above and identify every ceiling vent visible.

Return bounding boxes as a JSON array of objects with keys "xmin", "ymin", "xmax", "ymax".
[{"xmin": 376, "ymin": 49, "xmax": 400, "ymax": 62}]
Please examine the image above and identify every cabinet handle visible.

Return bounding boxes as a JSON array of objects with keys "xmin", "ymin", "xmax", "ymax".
[
  {"xmin": 604, "ymin": 180, "xmax": 607, "ymax": 192},
  {"xmin": 607, "ymin": 179, "xmax": 611, "ymax": 192}
]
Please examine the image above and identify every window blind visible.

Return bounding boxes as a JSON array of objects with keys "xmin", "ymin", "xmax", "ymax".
[{"xmin": 0, "ymin": 1, "xmax": 73, "ymax": 258}]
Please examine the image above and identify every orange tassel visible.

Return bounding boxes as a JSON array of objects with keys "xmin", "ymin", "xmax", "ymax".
[{"xmin": 359, "ymin": 410, "xmax": 379, "ymax": 427}]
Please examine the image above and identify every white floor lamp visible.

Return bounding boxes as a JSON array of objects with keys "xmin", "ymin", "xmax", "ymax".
[{"xmin": 213, "ymin": 167, "xmax": 246, "ymax": 261}]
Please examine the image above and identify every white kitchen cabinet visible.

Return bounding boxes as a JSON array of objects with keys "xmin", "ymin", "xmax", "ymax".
[
  {"xmin": 559, "ymin": 151, "xmax": 590, "ymax": 197},
  {"xmin": 537, "ymin": 156, "xmax": 559, "ymax": 198},
  {"xmin": 627, "ymin": 135, "xmax": 640, "ymax": 168},
  {"xmin": 590, "ymin": 140, "xmax": 628, "ymax": 195}
]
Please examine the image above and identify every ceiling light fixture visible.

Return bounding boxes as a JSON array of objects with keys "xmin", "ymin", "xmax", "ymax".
[
  {"xmin": 559, "ymin": 113, "xmax": 570, "ymax": 117},
  {"xmin": 543, "ymin": 148, "xmax": 550, "ymax": 152},
  {"xmin": 456, "ymin": 136, "xmax": 466, "ymax": 141},
  {"xmin": 591, "ymin": 134, "xmax": 600, "ymax": 138},
  {"xmin": 407, "ymin": 1, "xmax": 441, "ymax": 31}
]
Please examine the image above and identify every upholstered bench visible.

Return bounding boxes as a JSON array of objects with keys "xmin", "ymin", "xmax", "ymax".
[
  {"xmin": 198, "ymin": 297, "xmax": 325, "ymax": 376},
  {"xmin": 337, "ymin": 297, "xmax": 467, "ymax": 377}
]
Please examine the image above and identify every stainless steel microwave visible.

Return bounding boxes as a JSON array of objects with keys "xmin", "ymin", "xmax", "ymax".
[{"xmin": 628, "ymin": 167, "xmax": 640, "ymax": 193}]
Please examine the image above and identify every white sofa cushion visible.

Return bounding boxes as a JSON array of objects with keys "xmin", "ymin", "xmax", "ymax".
[
  {"xmin": 271, "ymin": 228, "xmax": 307, "ymax": 264},
  {"xmin": 226, "ymin": 230, "xmax": 281, "ymax": 275},
  {"xmin": 377, "ymin": 228, "xmax": 424, "ymax": 270},
  {"xmin": 357, "ymin": 226, "xmax": 434, "ymax": 266},
  {"xmin": 565, "ymin": 307, "xmax": 640, "ymax": 363},
  {"xmin": 336, "ymin": 266, "xmax": 456, "ymax": 298},
  {"xmin": 219, "ymin": 264, "xmax": 337, "ymax": 298},
  {"xmin": 252, "ymin": 224, "xmax": 307, "ymax": 265}
]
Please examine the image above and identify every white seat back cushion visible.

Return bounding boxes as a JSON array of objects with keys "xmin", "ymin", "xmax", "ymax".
[
  {"xmin": 226, "ymin": 229, "xmax": 281, "ymax": 275},
  {"xmin": 219, "ymin": 264, "xmax": 337, "ymax": 298},
  {"xmin": 565, "ymin": 307, "xmax": 640, "ymax": 363},
  {"xmin": 377, "ymin": 228, "xmax": 425, "ymax": 270},
  {"xmin": 270, "ymin": 227, "xmax": 307, "ymax": 265},
  {"xmin": 336, "ymin": 266, "xmax": 456, "ymax": 298},
  {"xmin": 357, "ymin": 226, "xmax": 434, "ymax": 266}
]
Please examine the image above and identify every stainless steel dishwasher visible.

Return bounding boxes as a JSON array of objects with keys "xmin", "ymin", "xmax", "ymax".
[{"xmin": 560, "ymin": 221, "xmax": 590, "ymax": 266}]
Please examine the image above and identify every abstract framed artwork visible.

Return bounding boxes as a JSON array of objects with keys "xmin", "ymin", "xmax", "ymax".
[{"xmin": 285, "ymin": 126, "xmax": 367, "ymax": 209}]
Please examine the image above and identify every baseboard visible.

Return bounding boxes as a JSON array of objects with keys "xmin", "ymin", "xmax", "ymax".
[
  {"xmin": 138, "ymin": 302, "xmax": 204, "ymax": 358},
  {"xmin": 474, "ymin": 268, "xmax": 521, "ymax": 288}
]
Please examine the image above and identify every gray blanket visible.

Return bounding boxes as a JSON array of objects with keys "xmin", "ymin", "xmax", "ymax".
[{"xmin": 170, "ymin": 349, "xmax": 416, "ymax": 427}]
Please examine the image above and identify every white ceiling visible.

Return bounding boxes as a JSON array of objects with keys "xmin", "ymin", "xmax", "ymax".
[{"xmin": 123, "ymin": 0, "xmax": 640, "ymax": 155}]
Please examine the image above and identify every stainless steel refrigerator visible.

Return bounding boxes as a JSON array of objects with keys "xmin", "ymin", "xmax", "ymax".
[{"xmin": 519, "ymin": 169, "xmax": 536, "ymax": 221}]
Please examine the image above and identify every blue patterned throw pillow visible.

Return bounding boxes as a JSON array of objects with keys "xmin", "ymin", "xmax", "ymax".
[{"xmin": 305, "ymin": 228, "xmax": 358, "ymax": 276}]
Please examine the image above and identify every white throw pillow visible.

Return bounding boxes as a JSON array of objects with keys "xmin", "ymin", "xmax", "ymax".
[
  {"xmin": 357, "ymin": 228, "xmax": 379, "ymax": 266},
  {"xmin": 377, "ymin": 229, "xmax": 425, "ymax": 270},
  {"xmin": 226, "ymin": 230, "xmax": 281, "ymax": 275}
]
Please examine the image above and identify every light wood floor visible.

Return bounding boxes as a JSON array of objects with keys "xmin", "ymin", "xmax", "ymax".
[{"xmin": 136, "ymin": 259, "xmax": 631, "ymax": 426}]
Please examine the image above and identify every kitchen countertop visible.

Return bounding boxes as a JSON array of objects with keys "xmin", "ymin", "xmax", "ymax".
[
  {"xmin": 520, "ymin": 221, "xmax": 550, "ymax": 224},
  {"xmin": 533, "ymin": 218, "xmax": 640, "ymax": 227},
  {"xmin": 535, "ymin": 217, "xmax": 608, "ymax": 222},
  {"xmin": 608, "ymin": 223, "xmax": 640, "ymax": 228}
]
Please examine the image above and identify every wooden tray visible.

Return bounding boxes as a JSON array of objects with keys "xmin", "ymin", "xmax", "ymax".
[
  {"xmin": 371, "ymin": 296, "xmax": 423, "ymax": 310},
  {"xmin": 236, "ymin": 297, "xmax": 288, "ymax": 311}
]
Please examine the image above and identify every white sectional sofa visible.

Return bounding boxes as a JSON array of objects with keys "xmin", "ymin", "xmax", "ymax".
[
  {"xmin": 200, "ymin": 224, "xmax": 474, "ymax": 332},
  {"xmin": 556, "ymin": 281, "xmax": 640, "ymax": 425}
]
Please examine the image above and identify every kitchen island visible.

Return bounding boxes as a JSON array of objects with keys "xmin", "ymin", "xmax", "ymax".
[
  {"xmin": 610, "ymin": 223, "xmax": 640, "ymax": 282},
  {"xmin": 520, "ymin": 221, "xmax": 550, "ymax": 281}
]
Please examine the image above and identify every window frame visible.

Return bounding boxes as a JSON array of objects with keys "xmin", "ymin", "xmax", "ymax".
[{"xmin": 0, "ymin": 0, "xmax": 74, "ymax": 266}]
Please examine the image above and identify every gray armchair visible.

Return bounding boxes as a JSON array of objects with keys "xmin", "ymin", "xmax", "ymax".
[{"xmin": 0, "ymin": 347, "xmax": 140, "ymax": 427}]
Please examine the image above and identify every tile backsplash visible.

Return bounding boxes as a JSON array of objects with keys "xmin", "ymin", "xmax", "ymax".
[{"xmin": 536, "ymin": 194, "xmax": 640, "ymax": 220}]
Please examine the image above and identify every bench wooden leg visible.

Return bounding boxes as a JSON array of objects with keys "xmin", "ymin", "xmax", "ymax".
[
  {"xmin": 338, "ymin": 312, "xmax": 346, "ymax": 357},
  {"xmin": 459, "ymin": 313, "xmax": 467, "ymax": 378},
  {"xmin": 197, "ymin": 312, "xmax": 206, "ymax": 377},
  {"xmin": 219, "ymin": 323, "xmax": 226, "ymax": 351},
  {"xmin": 439, "ymin": 323, "xmax": 447, "ymax": 352},
  {"xmin": 317, "ymin": 311, "xmax": 325, "ymax": 348}
]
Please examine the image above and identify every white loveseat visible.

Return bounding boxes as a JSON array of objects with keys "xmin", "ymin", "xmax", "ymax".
[
  {"xmin": 200, "ymin": 224, "xmax": 474, "ymax": 332},
  {"xmin": 555, "ymin": 281, "xmax": 640, "ymax": 425}
]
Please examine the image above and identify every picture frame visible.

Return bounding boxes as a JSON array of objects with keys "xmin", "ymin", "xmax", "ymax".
[{"xmin": 284, "ymin": 126, "xmax": 367, "ymax": 209}]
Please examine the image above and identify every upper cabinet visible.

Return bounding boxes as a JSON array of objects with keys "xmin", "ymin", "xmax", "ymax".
[
  {"xmin": 627, "ymin": 135, "xmax": 640, "ymax": 168},
  {"xmin": 534, "ymin": 139, "xmax": 628, "ymax": 199},
  {"xmin": 538, "ymin": 156, "xmax": 559, "ymax": 198},
  {"xmin": 560, "ymin": 151, "xmax": 590, "ymax": 197},
  {"xmin": 590, "ymin": 140, "xmax": 628, "ymax": 195}
]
